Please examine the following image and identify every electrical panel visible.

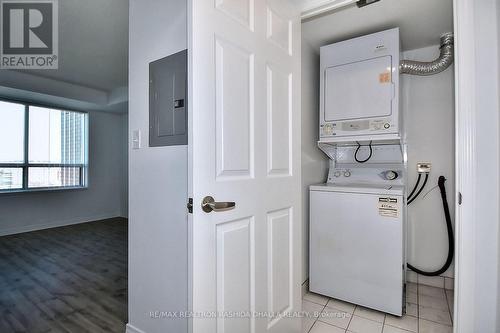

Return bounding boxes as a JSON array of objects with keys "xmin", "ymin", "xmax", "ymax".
[{"xmin": 149, "ymin": 49, "xmax": 188, "ymax": 147}]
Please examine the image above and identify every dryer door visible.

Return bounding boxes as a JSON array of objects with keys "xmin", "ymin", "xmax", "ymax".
[{"xmin": 324, "ymin": 56, "xmax": 394, "ymax": 122}]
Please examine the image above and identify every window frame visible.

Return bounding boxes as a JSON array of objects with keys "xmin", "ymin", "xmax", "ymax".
[{"xmin": 0, "ymin": 98, "xmax": 89, "ymax": 193}]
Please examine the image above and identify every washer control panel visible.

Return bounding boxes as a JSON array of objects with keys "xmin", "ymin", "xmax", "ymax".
[
  {"xmin": 328, "ymin": 168, "xmax": 403, "ymax": 185},
  {"xmin": 328, "ymin": 168, "xmax": 350, "ymax": 181},
  {"xmin": 330, "ymin": 169, "xmax": 352, "ymax": 179}
]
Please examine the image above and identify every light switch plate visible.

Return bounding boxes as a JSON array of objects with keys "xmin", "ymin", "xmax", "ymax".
[{"xmin": 132, "ymin": 130, "xmax": 141, "ymax": 149}]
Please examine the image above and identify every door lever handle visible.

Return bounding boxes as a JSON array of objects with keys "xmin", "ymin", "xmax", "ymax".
[{"xmin": 202, "ymin": 196, "xmax": 236, "ymax": 213}]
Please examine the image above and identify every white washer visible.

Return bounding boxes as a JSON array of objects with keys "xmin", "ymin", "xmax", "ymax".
[{"xmin": 309, "ymin": 183, "xmax": 405, "ymax": 316}]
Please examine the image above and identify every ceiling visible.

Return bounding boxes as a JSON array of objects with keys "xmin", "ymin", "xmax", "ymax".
[
  {"xmin": 301, "ymin": 0, "xmax": 454, "ymax": 52},
  {"xmin": 23, "ymin": 0, "xmax": 129, "ymax": 92}
]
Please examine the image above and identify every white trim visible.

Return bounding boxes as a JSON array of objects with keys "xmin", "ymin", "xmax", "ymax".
[
  {"xmin": 453, "ymin": 0, "xmax": 476, "ymax": 331},
  {"xmin": 300, "ymin": 0, "xmax": 357, "ymax": 20},
  {"xmin": 125, "ymin": 324, "xmax": 147, "ymax": 333},
  {"xmin": 187, "ymin": 2, "xmax": 194, "ymax": 333},
  {"xmin": 302, "ymin": 279, "xmax": 310, "ymax": 297},
  {"xmin": 0, "ymin": 213, "xmax": 123, "ymax": 236},
  {"xmin": 454, "ymin": 0, "xmax": 500, "ymax": 332}
]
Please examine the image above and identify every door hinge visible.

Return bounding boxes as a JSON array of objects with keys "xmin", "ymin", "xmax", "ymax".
[
  {"xmin": 458, "ymin": 192, "xmax": 462, "ymax": 205},
  {"xmin": 187, "ymin": 198, "xmax": 193, "ymax": 214}
]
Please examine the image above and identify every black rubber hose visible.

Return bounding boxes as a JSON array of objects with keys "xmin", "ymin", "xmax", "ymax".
[
  {"xmin": 407, "ymin": 173, "xmax": 422, "ymax": 201},
  {"xmin": 407, "ymin": 176, "xmax": 454, "ymax": 276},
  {"xmin": 354, "ymin": 141, "xmax": 373, "ymax": 163},
  {"xmin": 408, "ymin": 173, "xmax": 429, "ymax": 205}
]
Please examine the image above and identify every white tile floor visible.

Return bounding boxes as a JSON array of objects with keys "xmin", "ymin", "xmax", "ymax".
[{"xmin": 302, "ymin": 283, "xmax": 454, "ymax": 333}]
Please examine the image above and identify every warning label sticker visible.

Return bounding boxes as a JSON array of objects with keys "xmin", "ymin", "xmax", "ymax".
[{"xmin": 378, "ymin": 197, "xmax": 399, "ymax": 218}]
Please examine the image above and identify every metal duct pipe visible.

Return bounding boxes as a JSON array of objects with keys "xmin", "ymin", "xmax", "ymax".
[{"xmin": 400, "ymin": 33, "xmax": 454, "ymax": 75}]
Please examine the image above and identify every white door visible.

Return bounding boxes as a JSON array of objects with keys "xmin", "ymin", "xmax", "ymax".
[{"xmin": 188, "ymin": 0, "xmax": 301, "ymax": 332}]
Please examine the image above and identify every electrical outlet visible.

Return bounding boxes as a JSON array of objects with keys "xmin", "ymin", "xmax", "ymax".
[{"xmin": 417, "ymin": 162, "xmax": 431, "ymax": 173}]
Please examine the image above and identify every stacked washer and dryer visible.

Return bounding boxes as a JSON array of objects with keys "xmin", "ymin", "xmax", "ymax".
[{"xmin": 309, "ymin": 28, "xmax": 408, "ymax": 316}]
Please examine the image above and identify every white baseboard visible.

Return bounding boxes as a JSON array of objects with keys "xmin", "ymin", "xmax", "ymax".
[
  {"xmin": 126, "ymin": 323, "xmax": 147, "ymax": 333},
  {"xmin": 302, "ymin": 279, "xmax": 309, "ymax": 297},
  {"xmin": 0, "ymin": 213, "xmax": 124, "ymax": 237}
]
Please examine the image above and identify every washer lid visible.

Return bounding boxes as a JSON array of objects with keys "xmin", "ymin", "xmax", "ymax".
[{"xmin": 310, "ymin": 183, "xmax": 404, "ymax": 196}]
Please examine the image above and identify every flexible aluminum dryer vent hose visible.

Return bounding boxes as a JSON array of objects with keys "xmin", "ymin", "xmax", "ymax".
[{"xmin": 400, "ymin": 33, "xmax": 454, "ymax": 75}]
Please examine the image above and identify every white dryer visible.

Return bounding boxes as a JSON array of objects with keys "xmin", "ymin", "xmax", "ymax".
[
  {"xmin": 319, "ymin": 28, "xmax": 401, "ymax": 140},
  {"xmin": 309, "ymin": 182, "xmax": 405, "ymax": 316}
]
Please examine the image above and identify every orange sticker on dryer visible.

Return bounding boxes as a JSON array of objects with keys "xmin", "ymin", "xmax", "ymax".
[{"xmin": 379, "ymin": 72, "xmax": 391, "ymax": 83}]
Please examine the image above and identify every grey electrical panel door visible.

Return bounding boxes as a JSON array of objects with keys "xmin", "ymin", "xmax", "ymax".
[{"xmin": 149, "ymin": 49, "xmax": 188, "ymax": 147}]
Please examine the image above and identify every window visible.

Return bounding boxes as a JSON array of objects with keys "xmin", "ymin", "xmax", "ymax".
[{"xmin": 0, "ymin": 100, "xmax": 88, "ymax": 192}]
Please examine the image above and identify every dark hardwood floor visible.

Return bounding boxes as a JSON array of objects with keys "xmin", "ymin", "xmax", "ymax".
[{"xmin": 0, "ymin": 218, "xmax": 127, "ymax": 333}]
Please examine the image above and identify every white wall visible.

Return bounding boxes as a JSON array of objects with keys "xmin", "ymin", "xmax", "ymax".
[
  {"xmin": 0, "ymin": 111, "xmax": 128, "ymax": 235},
  {"xmin": 128, "ymin": 1, "xmax": 188, "ymax": 333},
  {"xmin": 301, "ymin": 39, "xmax": 329, "ymax": 284},
  {"xmin": 402, "ymin": 45, "xmax": 455, "ymax": 279}
]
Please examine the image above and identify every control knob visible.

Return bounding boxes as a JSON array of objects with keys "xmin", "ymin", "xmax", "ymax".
[{"xmin": 384, "ymin": 170, "xmax": 399, "ymax": 180}]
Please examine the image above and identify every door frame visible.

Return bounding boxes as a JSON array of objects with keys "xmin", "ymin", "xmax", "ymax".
[
  {"xmin": 453, "ymin": 0, "xmax": 500, "ymax": 332},
  {"xmin": 452, "ymin": 0, "xmax": 475, "ymax": 329}
]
